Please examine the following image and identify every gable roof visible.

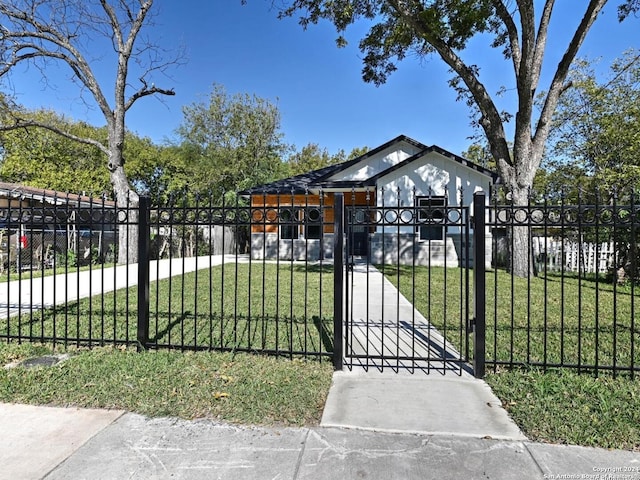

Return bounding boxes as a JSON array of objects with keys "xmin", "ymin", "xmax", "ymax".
[{"xmin": 241, "ymin": 135, "xmax": 498, "ymax": 195}]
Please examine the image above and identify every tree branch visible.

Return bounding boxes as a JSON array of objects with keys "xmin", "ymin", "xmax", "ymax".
[
  {"xmin": 0, "ymin": 4, "xmax": 113, "ymax": 122},
  {"xmin": 387, "ymin": 0, "xmax": 512, "ymax": 167},
  {"xmin": 534, "ymin": 0, "xmax": 607, "ymax": 149},
  {"xmin": 532, "ymin": 0, "xmax": 555, "ymax": 89},
  {"xmin": 492, "ymin": 1, "xmax": 521, "ymax": 73},
  {"xmin": 125, "ymin": 77, "xmax": 175, "ymax": 111},
  {"xmin": 0, "ymin": 117, "xmax": 109, "ymax": 155}
]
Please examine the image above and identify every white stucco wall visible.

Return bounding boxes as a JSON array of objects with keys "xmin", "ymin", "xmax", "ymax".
[
  {"xmin": 373, "ymin": 151, "xmax": 492, "ymax": 236},
  {"xmin": 327, "ymin": 141, "xmax": 422, "ymax": 182},
  {"xmin": 376, "ymin": 151, "xmax": 491, "ymax": 204}
]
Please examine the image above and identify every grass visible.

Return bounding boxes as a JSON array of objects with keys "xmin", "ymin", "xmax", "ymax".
[
  {"xmin": 0, "ymin": 342, "xmax": 333, "ymax": 426},
  {"xmin": 485, "ymin": 368, "xmax": 640, "ymax": 451},
  {"xmin": 3, "ymin": 261, "xmax": 640, "ymax": 449},
  {"xmin": 385, "ymin": 265, "xmax": 640, "ymax": 450},
  {"xmin": 0, "ymin": 262, "xmax": 98, "ymax": 283},
  {"xmin": 385, "ymin": 265, "xmax": 640, "ymax": 371},
  {"xmin": 0, "ymin": 262, "xmax": 336, "ymax": 425},
  {"xmin": 2, "ymin": 263, "xmax": 335, "ymax": 357},
  {"xmin": 486, "ymin": 270, "xmax": 638, "ymax": 371}
]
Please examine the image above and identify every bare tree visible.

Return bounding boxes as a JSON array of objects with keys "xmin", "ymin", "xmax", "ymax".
[{"xmin": 0, "ymin": 0, "xmax": 181, "ymax": 263}]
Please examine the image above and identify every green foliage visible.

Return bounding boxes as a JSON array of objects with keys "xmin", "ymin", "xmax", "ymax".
[
  {"xmin": 169, "ymin": 84, "xmax": 289, "ymax": 202},
  {"xmin": 123, "ymin": 133, "xmax": 167, "ymax": 197},
  {"xmin": 0, "ymin": 105, "xmax": 166, "ymax": 197},
  {"xmin": 618, "ymin": 0, "xmax": 640, "ymax": 19},
  {"xmin": 546, "ymin": 51, "xmax": 640, "ymax": 197},
  {"xmin": 280, "ymin": 0, "xmax": 493, "ymax": 86},
  {"xmin": 58, "ymin": 249, "xmax": 78, "ymax": 268},
  {"xmin": 0, "ymin": 109, "xmax": 111, "ymax": 194},
  {"xmin": 461, "ymin": 143, "xmax": 497, "ymax": 171},
  {"xmin": 285, "ymin": 143, "xmax": 367, "ymax": 177}
]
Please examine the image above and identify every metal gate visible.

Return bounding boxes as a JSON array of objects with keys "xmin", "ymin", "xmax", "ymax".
[{"xmin": 333, "ymin": 193, "xmax": 486, "ymax": 376}]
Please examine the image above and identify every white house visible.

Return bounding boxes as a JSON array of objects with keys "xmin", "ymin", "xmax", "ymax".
[{"xmin": 242, "ymin": 135, "xmax": 496, "ymax": 267}]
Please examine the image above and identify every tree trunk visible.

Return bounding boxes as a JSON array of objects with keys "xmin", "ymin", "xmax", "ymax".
[
  {"xmin": 508, "ymin": 185, "xmax": 533, "ymax": 278},
  {"xmin": 111, "ymin": 164, "xmax": 139, "ymax": 264}
]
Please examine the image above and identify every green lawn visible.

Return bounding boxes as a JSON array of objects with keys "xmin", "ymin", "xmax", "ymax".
[
  {"xmin": 0, "ymin": 262, "xmax": 335, "ymax": 426},
  {"xmin": 485, "ymin": 368, "xmax": 640, "ymax": 451},
  {"xmin": 2, "ymin": 263, "xmax": 335, "ymax": 358},
  {"xmin": 3, "ymin": 261, "xmax": 640, "ymax": 449},
  {"xmin": 385, "ymin": 265, "xmax": 640, "ymax": 373},
  {"xmin": 0, "ymin": 342, "xmax": 333, "ymax": 426}
]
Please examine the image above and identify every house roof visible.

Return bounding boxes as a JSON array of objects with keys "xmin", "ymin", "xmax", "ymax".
[
  {"xmin": 241, "ymin": 135, "xmax": 498, "ymax": 196},
  {"xmin": 0, "ymin": 182, "xmax": 116, "ymax": 208}
]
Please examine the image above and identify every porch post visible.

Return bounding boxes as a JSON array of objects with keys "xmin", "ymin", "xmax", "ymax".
[{"xmin": 333, "ymin": 193, "xmax": 344, "ymax": 370}]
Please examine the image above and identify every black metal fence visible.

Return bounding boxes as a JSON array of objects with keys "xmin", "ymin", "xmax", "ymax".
[
  {"xmin": 483, "ymin": 187, "xmax": 639, "ymax": 377},
  {"xmin": 0, "ymin": 193, "xmax": 335, "ymax": 362},
  {"xmin": 338, "ymin": 192, "xmax": 479, "ymax": 375},
  {"xmin": 0, "ymin": 188, "xmax": 638, "ymax": 378}
]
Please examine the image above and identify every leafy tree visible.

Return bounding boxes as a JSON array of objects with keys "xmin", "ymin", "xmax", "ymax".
[
  {"xmin": 340, "ymin": 146, "xmax": 370, "ymax": 162},
  {"xmin": 462, "ymin": 143, "xmax": 497, "ymax": 171},
  {"xmin": 287, "ymin": 143, "xmax": 336, "ymax": 177},
  {"xmin": 0, "ymin": 108, "xmax": 111, "ymax": 194},
  {"xmin": 546, "ymin": 51, "xmax": 640, "ymax": 196},
  {"xmin": 543, "ymin": 51, "xmax": 640, "ymax": 282},
  {"xmin": 171, "ymin": 84, "xmax": 289, "ymax": 202},
  {"xmin": 122, "ymin": 133, "xmax": 168, "ymax": 198},
  {"xmin": 286, "ymin": 143, "xmax": 368, "ymax": 177},
  {"xmin": 0, "ymin": 0, "xmax": 182, "ymax": 262},
  {"xmin": 0, "ymin": 105, "xmax": 166, "ymax": 197},
  {"xmin": 275, "ymin": 0, "xmax": 638, "ymax": 276}
]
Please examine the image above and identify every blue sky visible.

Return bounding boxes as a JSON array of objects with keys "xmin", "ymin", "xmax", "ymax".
[{"xmin": 3, "ymin": 1, "xmax": 638, "ymax": 157}]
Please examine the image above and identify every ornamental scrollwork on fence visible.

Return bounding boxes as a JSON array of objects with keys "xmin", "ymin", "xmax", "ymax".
[
  {"xmin": 346, "ymin": 206, "xmax": 467, "ymax": 227},
  {"xmin": 490, "ymin": 204, "xmax": 639, "ymax": 228}
]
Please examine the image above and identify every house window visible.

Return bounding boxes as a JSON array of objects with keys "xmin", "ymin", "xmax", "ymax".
[
  {"xmin": 417, "ymin": 196, "xmax": 446, "ymax": 241},
  {"xmin": 304, "ymin": 207, "xmax": 322, "ymax": 239},
  {"xmin": 279, "ymin": 208, "xmax": 299, "ymax": 240},
  {"xmin": 279, "ymin": 206, "xmax": 322, "ymax": 240}
]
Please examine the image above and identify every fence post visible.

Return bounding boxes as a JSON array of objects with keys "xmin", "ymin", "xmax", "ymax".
[
  {"xmin": 137, "ymin": 196, "xmax": 151, "ymax": 350},
  {"xmin": 473, "ymin": 192, "xmax": 486, "ymax": 378},
  {"xmin": 333, "ymin": 193, "xmax": 344, "ymax": 370}
]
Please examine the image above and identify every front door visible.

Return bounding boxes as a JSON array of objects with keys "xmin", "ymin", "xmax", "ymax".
[{"xmin": 348, "ymin": 225, "xmax": 368, "ymax": 256}]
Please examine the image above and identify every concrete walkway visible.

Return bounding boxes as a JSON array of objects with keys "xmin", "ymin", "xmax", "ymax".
[
  {"xmin": 344, "ymin": 262, "xmax": 470, "ymax": 374},
  {"xmin": 2, "ymin": 259, "xmax": 639, "ymax": 478},
  {"xmin": 325, "ymin": 262, "xmax": 525, "ymax": 441},
  {"xmin": 0, "ymin": 256, "xmax": 525, "ymax": 441},
  {"xmin": 0, "ymin": 254, "xmax": 245, "ymax": 319}
]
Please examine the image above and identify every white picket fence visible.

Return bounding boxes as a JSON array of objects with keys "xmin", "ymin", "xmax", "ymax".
[{"xmin": 532, "ymin": 237, "xmax": 616, "ymax": 274}]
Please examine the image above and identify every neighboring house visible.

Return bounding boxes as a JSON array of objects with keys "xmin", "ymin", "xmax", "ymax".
[
  {"xmin": 0, "ymin": 183, "xmax": 116, "ymax": 269},
  {"xmin": 241, "ymin": 135, "xmax": 497, "ymax": 267}
]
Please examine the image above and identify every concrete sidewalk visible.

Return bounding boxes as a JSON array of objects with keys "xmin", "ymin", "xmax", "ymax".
[
  {"xmin": 2, "ymin": 403, "xmax": 639, "ymax": 480},
  {"xmin": 321, "ymin": 369, "xmax": 526, "ymax": 440},
  {"xmin": 2, "ymin": 259, "xmax": 639, "ymax": 478}
]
